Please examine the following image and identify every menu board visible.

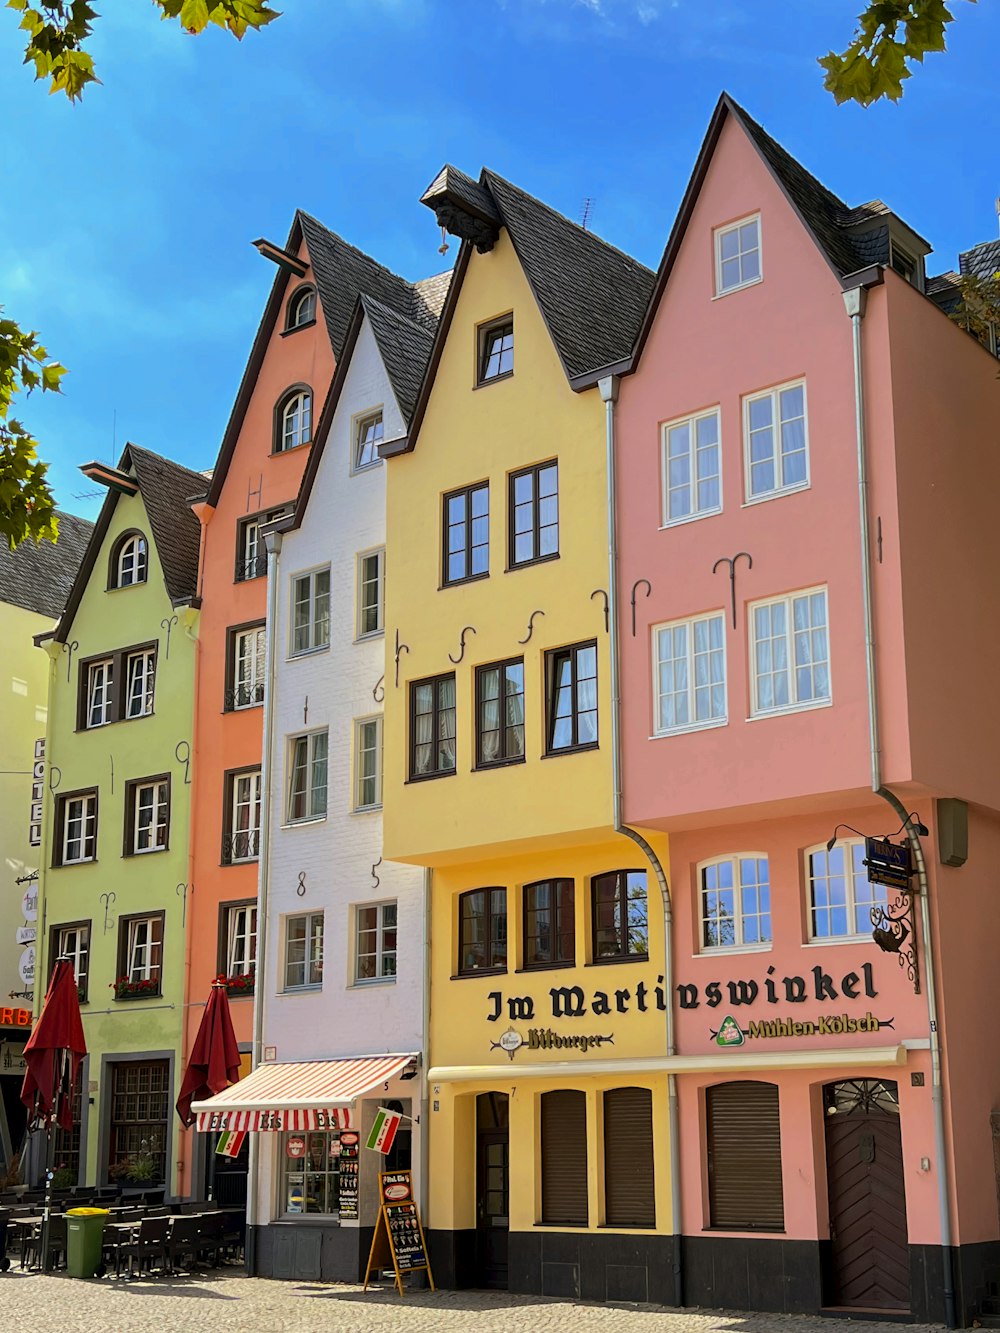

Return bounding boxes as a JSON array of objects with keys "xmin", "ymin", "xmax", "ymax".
[
  {"xmin": 338, "ymin": 1131, "xmax": 359, "ymax": 1220},
  {"xmin": 363, "ymin": 1170, "xmax": 435, "ymax": 1296}
]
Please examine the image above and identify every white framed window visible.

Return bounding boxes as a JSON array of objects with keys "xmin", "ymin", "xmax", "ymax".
[
  {"xmin": 226, "ymin": 770, "xmax": 262, "ymax": 863},
  {"xmin": 125, "ymin": 648, "xmax": 155, "ymax": 719},
  {"xmin": 750, "ymin": 586, "xmax": 830, "ymax": 717},
  {"xmin": 237, "ymin": 506, "xmax": 289, "ymax": 582},
  {"xmin": 284, "ymin": 912, "xmax": 324, "ymax": 990},
  {"xmin": 356, "ymin": 548, "xmax": 385, "ymax": 639},
  {"xmin": 125, "ymin": 915, "xmax": 162, "ymax": 985},
  {"xmin": 132, "ymin": 780, "xmax": 168, "ymax": 854},
  {"xmin": 278, "ymin": 389, "xmax": 312, "ymax": 452},
  {"xmin": 354, "ymin": 716, "xmax": 383, "ymax": 811},
  {"xmin": 287, "ymin": 730, "xmax": 328, "ymax": 823},
  {"xmin": 233, "ymin": 626, "xmax": 266, "ymax": 709},
  {"xmin": 355, "ymin": 410, "xmax": 384, "ymax": 470},
  {"xmin": 55, "ymin": 923, "xmax": 90, "ymax": 999},
  {"xmin": 807, "ymin": 841, "xmax": 888, "ymax": 941},
  {"xmin": 661, "ymin": 408, "xmax": 721, "ymax": 526},
  {"xmin": 355, "ymin": 901, "xmax": 397, "ymax": 983},
  {"xmin": 116, "ymin": 534, "xmax": 147, "ymax": 587},
  {"xmin": 745, "ymin": 380, "xmax": 808, "ymax": 500},
  {"xmin": 287, "ymin": 286, "xmax": 316, "ymax": 329},
  {"xmin": 715, "ymin": 213, "xmax": 761, "ymax": 295},
  {"xmin": 86, "ymin": 659, "xmax": 114, "ymax": 728},
  {"xmin": 700, "ymin": 855, "xmax": 771, "ymax": 951},
  {"xmin": 290, "ymin": 567, "xmax": 331, "ymax": 655},
  {"xmin": 224, "ymin": 904, "xmax": 257, "ymax": 977},
  {"xmin": 60, "ymin": 792, "xmax": 97, "ymax": 865},
  {"xmin": 653, "ymin": 611, "xmax": 726, "ymax": 735}
]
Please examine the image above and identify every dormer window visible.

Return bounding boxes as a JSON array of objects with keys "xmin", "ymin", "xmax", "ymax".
[
  {"xmin": 275, "ymin": 387, "xmax": 312, "ymax": 453},
  {"xmin": 355, "ymin": 411, "xmax": 384, "ymax": 470},
  {"xmin": 889, "ymin": 241, "xmax": 916, "ymax": 285},
  {"xmin": 715, "ymin": 214, "xmax": 761, "ymax": 296},
  {"xmin": 478, "ymin": 317, "xmax": 514, "ymax": 384},
  {"xmin": 286, "ymin": 285, "xmax": 316, "ymax": 331},
  {"xmin": 110, "ymin": 532, "xmax": 148, "ymax": 589}
]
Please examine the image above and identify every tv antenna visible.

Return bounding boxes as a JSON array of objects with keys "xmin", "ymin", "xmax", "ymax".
[{"xmin": 580, "ymin": 198, "xmax": 593, "ymax": 231}]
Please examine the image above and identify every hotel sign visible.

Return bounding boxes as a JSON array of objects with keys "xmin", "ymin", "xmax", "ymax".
[
  {"xmin": 28, "ymin": 739, "xmax": 44, "ymax": 847},
  {"xmin": 864, "ymin": 836, "xmax": 913, "ymax": 891}
]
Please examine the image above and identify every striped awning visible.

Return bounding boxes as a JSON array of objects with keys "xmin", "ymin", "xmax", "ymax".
[{"xmin": 191, "ymin": 1052, "xmax": 418, "ymax": 1132}]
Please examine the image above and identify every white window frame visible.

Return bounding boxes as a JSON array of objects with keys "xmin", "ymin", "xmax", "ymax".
[
  {"xmin": 125, "ymin": 915, "xmax": 162, "ymax": 985},
  {"xmin": 660, "ymin": 407, "xmax": 722, "ymax": 528},
  {"xmin": 229, "ymin": 770, "xmax": 262, "ymax": 862},
  {"xmin": 354, "ymin": 409, "xmax": 384, "ymax": 471},
  {"xmin": 354, "ymin": 900, "xmax": 397, "ymax": 984},
  {"xmin": 288, "ymin": 286, "xmax": 316, "ymax": 329},
  {"xmin": 86, "ymin": 659, "xmax": 114, "ymax": 729},
  {"xmin": 125, "ymin": 648, "xmax": 156, "ymax": 719},
  {"xmin": 749, "ymin": 585, "xmax": 831, "ymax": 718},
  {"xmin": 699, "ymin": 853, "xmax": 772, "ymax": 953},
  {"xmin": 225, "ymin": 904, "xmax": 257, "ymax": 977},
  {"xmin": 287, "ymin": 729, "xmax": 329, "ymax": 824},
  {"xmin": 56, "ymin": 924, "xmax": 89, "ymax": 994},
  {"xmin": 714, "ymin": 212, "xmax": 762, "ymax": 297},
  {"xmin": 355, "ymin": 547, "xmax": 385, "ymax": 639},
  {"xmin": 743, "ymin": 379, "xmax": 809, "ymax": 503},
  {"xmin": 62, "ymin": 793, "xmax": 97, "ymax": 865},
  {"xmin": 353, "ymin": 715, "xmax": 383, "ymax": 812},
  {"xmin": 116, "ymin": 534, "xmax": 147, "ymax": 587},
  {"xmin": 290, "ymin": 567, "xmax": 331, "ymax": 656},
  {"xmin": 806, "ymin": 840, "xmax": 889, "ymax": 943},
  {"xmin": 652, "ymin": 610, "xmax": 727, "ymax": 736},
  {"xmin": 233, "ymin": 626, "xmax": 266, "ymax": 709},
  {"xmin": 279, "ymin": 390, "xmax": 312, "ymax": 452},
  {"xmin": 284, "ymin": 911, "xmax": 324, "ymax": 991},
  {"xmin": 132, "ymin": 779, "xmax": 168, "ymax": 854}
]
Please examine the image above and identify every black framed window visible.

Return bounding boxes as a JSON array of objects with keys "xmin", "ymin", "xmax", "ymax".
[
  {"xmin": 409, "ymin": 673, "xmax": 456, "ymax": 779},
  {"xmin": 509, "ymin": 461, "xmax": 558, "ymax": 567},
  {"xmin": 546, "ymin": 640, "xmax": 597, "ymax": 753},
  {"xmin": 286, "ymin": 284, "xmax": 316, "ymax": 330},
  {"xmin": 222, "ymin": 768, "xmax": 262, "ymax": 863},
  {"xmin": 476, "ymin": 658, "xmax": 524, "ymax": 767},
  {"xmin": 458, "ymin": 888, "xmax": 507, "ymax": 974},
  {"xmin": 443, "ymin": 482, "xmax": 489, "ymax": 585},
  {"xmin": 109, "ymin": 1060, "xmax": 169, "ymax": 1183},
  {"xmin": 523, "ymin": 879, "xmax": 574, "ymax": 968},
  {"xmin": 478, "ymin": 318, "xmax": 513, "ymax": 383},
  {"xmin": 592, "ymin": 870, "xmax": 648, "ymax": 962},
  {"xmin": 235, "ymin": 506, "xmax": 291, "ymax": 583}
]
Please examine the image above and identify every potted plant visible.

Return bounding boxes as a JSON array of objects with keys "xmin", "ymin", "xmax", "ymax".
[
  {"xmin": 215, "ymin": 969, "xmax": 255, "ymax": 996},
  {"xmin": 109, "ymin": 975, "xmax": 160, "ymax": 1000}
]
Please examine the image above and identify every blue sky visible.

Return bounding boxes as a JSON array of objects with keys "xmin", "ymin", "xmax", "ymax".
[{"xmin": 1, "ymin": 0, "xmax": 997, "ymax": 521}]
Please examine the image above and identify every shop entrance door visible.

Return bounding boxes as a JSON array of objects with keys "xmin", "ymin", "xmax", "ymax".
[
  {"xmin": 475, "ymin": 1092, "xmax": 509, "ymax": 1289},
  {"xmin": 824, "ymin": 1079, "xmax": 909, "ymax": 1313}
]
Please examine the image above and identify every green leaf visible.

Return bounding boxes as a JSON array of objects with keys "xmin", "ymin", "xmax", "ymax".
[{"xmin": 180, "ymin": 0, "xmax": 210, "ymax": 33}]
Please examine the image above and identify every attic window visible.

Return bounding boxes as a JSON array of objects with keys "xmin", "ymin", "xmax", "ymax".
[
  {"xmin": 355, "ymin": 411, "xmax": 384, "ymax": 470},
  {"xmin": 715, "ymin": 215, "xmax": 761, "ymax": 296},
  {"xmin": 889, "ymin": 242, "xmax": 916, "ymax": 285},
  {"xmin": 478, "ymin": 318, "xmax": 514, "ymax": 384},
  {"xmin": 109, "ymin": 532, "xmax": 148, "ymax": 590},
  {"xmin": 286, "ymin": 285, "xmax": 316, "ymax": 331}
]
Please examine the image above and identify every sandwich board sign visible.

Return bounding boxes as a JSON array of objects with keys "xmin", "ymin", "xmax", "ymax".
[{"xmin": 363, "ymin": 1170, "xmax": 435, "ymax": 1297}]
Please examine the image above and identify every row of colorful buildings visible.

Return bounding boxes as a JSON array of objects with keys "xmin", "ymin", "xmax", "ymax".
[{"xmin": 4, "ymin": 94, "xmax": 1000, "ymax": 1324}]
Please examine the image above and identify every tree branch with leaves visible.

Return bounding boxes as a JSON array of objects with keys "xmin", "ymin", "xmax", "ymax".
[
  {"xmin": 820, "ymin": 0, "xmax": 974, "ymax": 106},
  {"xmin": 0, "ymin": 316, "xmax": 65, "ymax": 549}
]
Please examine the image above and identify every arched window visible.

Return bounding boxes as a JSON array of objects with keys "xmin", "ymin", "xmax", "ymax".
[
  {"xmin": 110, "ymin": 531, "xmax": 148, "ymax": 589},
  {"xmin": 275, "ymin": 387, "xmax": 312, "ymax": 453},
  {"xmin": 286, "ymin": 285, "xmax": 316, "ymax": 330}
]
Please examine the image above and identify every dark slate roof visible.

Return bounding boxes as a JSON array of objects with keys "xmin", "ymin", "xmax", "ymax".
[
  {"xmin": 840, "ymin": 200, "xmax": 892, "ymax": 227},
  {"xmin": 480, "ymin": 169, "xmax": 655, "ymax": 380},
  {"xmin": 412, "ymin": 271, "xmax": 453, "ymax": 326},
  {"xmin": 421, "ymin": 165, "xmax": 501, "ymax": 227},
  {"xmin": 0, "ymin": 511, "xmax": 93, "ymax": 619},
  {"xmin": 960, "ymin": 238, "xmax": 1000, "ymax": 280},
  {"xmin": 127, "ymin": 444, "xmax": 205, "ymax": 605},
  {"xmin": 362, "ymin": 294, "xmax": 437, "ymax": 425}
]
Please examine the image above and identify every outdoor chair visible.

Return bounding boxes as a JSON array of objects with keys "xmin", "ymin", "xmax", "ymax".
[
  {"xmin": 112, "ymin": 1215, "xmax": 170, "ymax": 1279},
  {"xmin": 196, "ymin": 1210, "xmax": 224, "ymax": 1268},
  {"xmin": 146, "ymin": 1205, "xmax": 170, "ymax": 1217},
  {"xmin": 178, "ymin": 1201, "xmax": 211, "ymax": 1213},
  {"xmin": 166, "ymin": 1214, "xmax": 203, "ymax": 1273},
  {"xmin": 139, "ymin": 1188, "xmax": 166, "ymax": 1205},
  {"xmin": 218, "ymin": 1209, "xmax": 245, "ymax": 1263},
  {"xmin": 22, "ymin": 1215, "xmax": 66, "ymax": 1271}
]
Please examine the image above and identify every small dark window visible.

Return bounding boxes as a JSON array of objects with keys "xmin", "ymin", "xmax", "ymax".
[
  {"xmin": 546, "ymin": 640, "xmax": 597, "ymax": 753},
  {"xmin": 458, "ymin": 888, "xmax": 507, "ymax": 974},
  {"xmin": 541, "ymin": 1090, "xmax": 588, "ymax": 1225},
  {"xmin": 476, "ymin": 658, "xmax": 524, "ymax": 766},
  {"xmin": 706, "ymin": 1081, "xmax": 784, "ymax": 1230},
  {"xmin": 286, "ymin": 285, "xmax": 316, "ymax": 330},
  {"xmin": 604, "ymin": 1087, "xmax": 655, "ymax": 1227},
  {"xmin": 890, "ymin": 242, "xmax": 916, "ymax": 284},
  {"xmin": 274, "ymin": 386, "xmax": 312, "ymax": 453},
  {"xmin": 478, "ymin": 318, "xmax": 513, "ymax": 383},
  {"xmin": 108, "ymin": 531, "xmax": 148, "ymax": 589},
  {"xmin": 409, "ymin": 673, "xmax": 457, "ymax": 779},
  {"xmin": 443, "ymin": 482, "xmax": 489, "ymax": 585},
  {"xmin": 509, "ymin": 461, "xmax": 558, "ymax": 566},
  {"xmin": 523, "ymin": 879, "xmax": 574, "ymax": 968},
  {"xmin": 592, "ymin": 870, "xmax": 648, "ymax": 961}
]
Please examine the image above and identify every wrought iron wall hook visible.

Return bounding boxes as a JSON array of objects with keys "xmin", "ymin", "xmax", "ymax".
[
  {"xmin": 448, "ymin": 626, "xmax": 477, "ymax": 665},
  {"xmin": 712, "ymin": 551, "xmax": 753, "ymax": 629},
  {"xmin": 160, "ymin": 615, "xmax": 178, "ymax": 660},
  {"xmin": 371, "ymin": 857, "xmax": 382, "ymax": 890},
  {"xmin": 373, "ymin": 675, "xmax": 385, "ymax": 704},
  {"xmin": 48, "ymin": 764, "xmax": 62, "ymax": 793},
  {"xmin": 871, "ymin": 893, "xmax": 920, "ymax": 994},
  {"xmin": 296, "ymin": 872, "xmax": 307, "ymax": 898},
  {"xmin": 109, "ymin": 754, "xmax": 115, "ymax": 796},
  {"xmin": 62, "ymin": 640, "xmax": 78, "ymax": 683},
  {"xmin": 394, "ymin": 629, "xmax": 410, "ymax": 688},
  {"xmin": 175, "ymin": 740, "xmax": 192, "ymax": 785},
  {"xmin": 175, "ymin": 883, "xmax": 189, "ymax": 928},
  {"xmin": 99, "ymin": 891, "xmax": 116, "ymax": 934},
  {"xmin": 518, "ymin": 610, "xmax": 545, "ymax": 645},
  {"xmin": 630, "ymin": 579, "xmax": 651, "ymax": 638},
  {"xmin": 590, "ymin": 589, "xmax": 609, "ymax": 634}
]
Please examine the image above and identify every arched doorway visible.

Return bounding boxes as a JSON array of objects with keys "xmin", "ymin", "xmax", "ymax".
[
  {"xmin": 823, "ymin": 1079, "xmax": 909, "ymax": 1313},
  {"xmin": 475, "ymin": 1092, "xmax": 509, "ymax": 1289}
]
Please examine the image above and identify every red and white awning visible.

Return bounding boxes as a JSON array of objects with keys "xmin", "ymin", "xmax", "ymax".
[{"xmin": 191, "ymin": 1052, "xmax": 418, "ymax": 1132}]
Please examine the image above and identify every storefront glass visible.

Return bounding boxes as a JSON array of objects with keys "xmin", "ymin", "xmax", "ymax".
[{"xmin": 281, "ymin": 1129, "xmax": 342, "ymax": 1216}]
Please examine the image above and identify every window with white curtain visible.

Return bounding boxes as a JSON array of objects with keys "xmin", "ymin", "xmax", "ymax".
[
  {"xmin": 807, "ymin": 841, "xmax": 888, "ymax": 940},
  {"xmin": 661, "ymin": 408, "xmax": 721, "ymax": 525},
  {"xmin": 355, "ymin": 901, "xmax": 397, "ymax": 982},
  {"xmin": 700, "ymin": 855, "xmax": 772, "ymax": 950},
  {"xmin": 125, "ymin": 648, "xmax": 156, "ymax": 718},
  {"xmin": 745, "ymin": 380, "xmax": 809, "ymax": 500},
  {"xmin": 409, "ymin": 674, "xmax": 456, "ymax": 778},
  {"xmin": 291, "ymin": 568, "xmax": 331, "ymax": 655},
  {"xmin": 287, "ymin": 731, "xmax": 328, "ymax": 822},
  {"xmin": 226, "ymin": 770, "xmax": 262, "ymax": 862},
  {"xmin": 285, "ymin": 912, "xmax": 324, "ymax": 989},
  {"xmin": 356, "ymin": 548, "xmax": 385, "ymax": 638},
  {"xmin": 278, "ymin": 389, "xmax": 312, "ymax": 452},
  {"xmin": 122, "ymin": 915, "xmax": 163, "ymax": 988},
  {"xmin": 354, "ymin": 717, "xmax": 383, "ymax": 811},
  {"xmin": 653, "ymin": 611, "xmax": 726, "ymax": 734},
  {"xmin": 476, "ymin": 658, "xmax": 525, "ymax": 766},
  {"xmin": 750, "ymin": 587, "xmax": 830, "ymax": 716},
  {"xmin": 232, "ymin": 626, "xmax": 266, "ymax": 709},
  {"xmin": 224, "ymin": 904, "xmax": 257, "ymax": 977}
]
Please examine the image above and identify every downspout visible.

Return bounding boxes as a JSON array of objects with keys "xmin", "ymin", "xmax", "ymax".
[
  {"xmin": 245, "ymin": 523, "xmax": 283, "ymax": 1275},
  {"xmin": 600, "ymin": 374, "xmax": 683, "ymax": 1308},
  {"xmin": 844, "ymin": 285, "xmax": 955, "ymax": 1328},
  {"xmin": 419, "ymin": 868, "xmax": 432, "ymax": 1222}
]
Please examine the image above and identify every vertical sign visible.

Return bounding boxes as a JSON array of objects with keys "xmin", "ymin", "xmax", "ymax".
[
  {"xmin": 28, "ymin": 738, "xmax": 44, "ymax": 847},
  {"xmin": 338, "ymin": 1130, "xmax": 359, "ymax": 1220},
  {"xmin": 364, "ymin": 1170, "xmax": 435, "ymax": 1297}
]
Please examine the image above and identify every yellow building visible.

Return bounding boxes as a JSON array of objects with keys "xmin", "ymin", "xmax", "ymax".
[{"xmin": 381, "ymin": 168, "xmax": 674, "ymax": 1299}]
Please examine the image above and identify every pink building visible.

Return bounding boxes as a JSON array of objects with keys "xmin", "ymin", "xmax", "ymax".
[{"xmin": 616, "ymin": 95, "xmax": 1000, "ymax": 1326}]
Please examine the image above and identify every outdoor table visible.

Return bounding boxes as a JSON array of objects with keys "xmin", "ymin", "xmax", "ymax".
[{"xmin": 13, "ymin": 1216, "xmax": 44, "ymax": 1269}]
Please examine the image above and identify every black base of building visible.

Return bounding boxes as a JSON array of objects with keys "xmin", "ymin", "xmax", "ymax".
[
  {"xmin": 509, "ymin": 1230, "xmax": 676, "ymax": 1305},
  {"xmin": 425, "ymin": 1228, "xmax": 477, "ymax": 1289},
  {"xmin": 251, "ymin": 1223, "xmax": 374, "ymax": 1282},
  {"xmin": 683, "ymin": 1234, "xmax": 823, "ymax": 1315}
]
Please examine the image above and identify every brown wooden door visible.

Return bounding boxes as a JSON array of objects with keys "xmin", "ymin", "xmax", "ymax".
[{"xmin": 824, "ymin": 1080, "xmax": 909, "ymax": 1312}]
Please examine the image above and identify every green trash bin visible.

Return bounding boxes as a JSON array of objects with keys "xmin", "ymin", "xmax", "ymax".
[{"xmin": 65, "ymin": 1207, "xmax": 109, "ymax": 1278}]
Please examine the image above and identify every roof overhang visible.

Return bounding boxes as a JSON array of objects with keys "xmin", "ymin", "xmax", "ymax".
[
  {"xmin": 79, "ymin": 461, "xmax": 138, "ymax": 496},
  {"xmin": 252, "ymin": 237, "xmax": 308, "ymax": 277}
]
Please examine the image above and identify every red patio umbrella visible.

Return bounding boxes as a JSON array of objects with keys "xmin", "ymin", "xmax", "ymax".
[{"xmin": 176, "ymin": 982, "xmax": 242, "ymax": 1128}]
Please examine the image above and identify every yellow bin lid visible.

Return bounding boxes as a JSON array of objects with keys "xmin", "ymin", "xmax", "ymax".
[{"xmin": 66, "ymin": 1207, "xmax": 110, "ymax": 1216}]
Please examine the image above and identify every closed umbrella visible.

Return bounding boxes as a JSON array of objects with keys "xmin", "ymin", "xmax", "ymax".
[
  {"xmin": 20, "ymin": 957, "xmax": 87, "ymax": 1271},
  {"xmin": 176, "ymin": 982, "xmax": 241, "ymax": 1128}
]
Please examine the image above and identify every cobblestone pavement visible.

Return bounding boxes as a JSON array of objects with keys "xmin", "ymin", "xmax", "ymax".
[{"xmin": 0, "ymin": 1270, "xmax": 946, "ymax": 1333}]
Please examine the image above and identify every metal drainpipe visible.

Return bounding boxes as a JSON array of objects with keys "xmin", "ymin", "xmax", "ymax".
[
  {"xmin": 599, "ymin": 374, "xmax": 683, "ymax": 1308},
  {"xmin": 844, "ymin": 287, "xmax": 955, "ymax": 1329},
  {"xmin": 419, "ymin": 868, "xmax": 432, "ymax": 1223},
  {"xmin": 245, "ymin": 524, "xmax": 283, "ymax": 1275}
]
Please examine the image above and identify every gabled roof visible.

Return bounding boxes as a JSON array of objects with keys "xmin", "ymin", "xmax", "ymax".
[
  {"xmin": 960, "ymin": 238, "xmax": 1000, "ymax": 281},
  {"xmin": 52, "ymin": 444, "xmax": 206, "ymax": 643},
  {"xmin": 0, "ymin": 511, "xmax": 93, "ymax": 620}
]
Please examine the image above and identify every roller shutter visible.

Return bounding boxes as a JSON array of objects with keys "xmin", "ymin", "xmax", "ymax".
[
  {"xmin": 541, "ymin": 1089, "xmax": 588, "ymax": 1225},
  {"xmin": 706, "ymin": 1080, "xmax": 784, "ymax": 1230},
  {"xmin": 603, "ymin": 1086, "xmax": 655, "ymax": 1227}
]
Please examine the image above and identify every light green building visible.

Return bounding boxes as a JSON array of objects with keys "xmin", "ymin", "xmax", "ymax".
[{"xmin": 36, "ymin": 445, "xmax": 205, "ymax": 1194}]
